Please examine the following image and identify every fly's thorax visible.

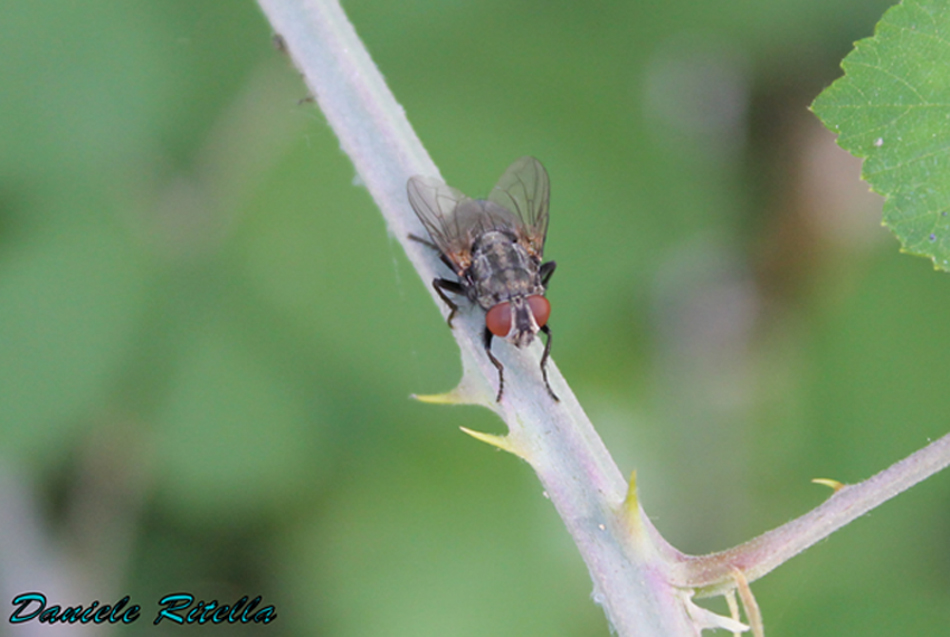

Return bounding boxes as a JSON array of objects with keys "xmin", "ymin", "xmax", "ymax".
[{"xmin": 468, "ymin": 230, "xmax": 543, "ymax": 310}]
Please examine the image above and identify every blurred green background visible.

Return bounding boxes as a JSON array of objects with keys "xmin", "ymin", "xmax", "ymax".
[{"xmin": 2, "ymin": 0, "xmax": 949, "ymax": 635}]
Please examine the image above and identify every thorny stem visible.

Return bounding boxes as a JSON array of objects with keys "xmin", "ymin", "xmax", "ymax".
[
  {"xmin": 255, "ymin": 1, "xmax": 695, "ymax": 635},
  {"xmin": 254, "ymin": 0, "xmax": 950, "ymax": 634}
]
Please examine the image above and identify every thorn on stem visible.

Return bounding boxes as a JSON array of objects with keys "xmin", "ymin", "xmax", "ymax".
[
  {"xmin": 459, "ymin": 427, "xmax": 526, "ymax": 459},
  {"xmin": 732, "ymin": 568, "xmax": 763, "ymax": 637},
  {"xmin": 811, "ymin": 478, "xmax": 846, "ymax": 493}
]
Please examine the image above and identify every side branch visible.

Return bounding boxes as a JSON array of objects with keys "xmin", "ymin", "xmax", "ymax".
[{"xmin": 676, "ymin": 431, "xmax": 950, "ymax": 596}]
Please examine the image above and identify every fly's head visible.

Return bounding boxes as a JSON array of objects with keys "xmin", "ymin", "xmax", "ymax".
[{"xmin": 485, "ymin": 294, "xmax": 550, "ymax": 348}]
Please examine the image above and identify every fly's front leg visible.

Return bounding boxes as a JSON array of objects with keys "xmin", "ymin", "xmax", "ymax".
[
  {"xmin": 539, "ymin": 324, "xmax": 558, "ymax": 401},
  {"xmin": 408, "ymin": 233, "xmax": 438, "ymax": 250},
  {"xmin": 409, "ymin": 234, "xmax": 456, "ymax": 271},
  {"xmin": 432, "ymin": 278, "xmax": 463, "ymax": 327},
  {"xmin": 483, "ymin": 327, "xmax": 505, "ymax": 401},
  {"xmin": 538, "ymin": 261, "xmax": 558, "ymax": 400},
  {"xmin": 540, "ymin": 260, "xmax": 556, "ymax": 287}
]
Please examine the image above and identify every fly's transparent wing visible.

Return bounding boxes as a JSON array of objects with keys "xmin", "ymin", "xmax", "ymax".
[
  {"xmin": 488, "ymin": 156, "xmax": 550, "ymax": 257},
  {"xmin": 407, "ymin": 175, "xmax": 473, "ymax": 271}
]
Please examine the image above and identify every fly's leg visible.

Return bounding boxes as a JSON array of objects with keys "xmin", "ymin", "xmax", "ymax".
[
  {"xmin": 483, "ymin": 327, "xmax": 505, "ymax": 401},
  {"xmin": 539, "ymin": 324, "xmax": 559, "ymax": 401},
  {"xmin": 538, "ymin": 261, "xmax": 558, "ymax": 400},
  {"xmin": 540, "ymin": 260, "xmax": 556, "ymax": 287},
  {"xmin": 411, "ymin": 233, "xmax": 464, "ymax": 318},
  {"xmin": 409, "ymin": 233, "xmax": 440, "ymax": 251},
  {"xmin": 410, "ymin": 234, "xmax": 457, "ymax": 271},
  {"xmin": 433, "ymin": 278, "xmax": 463, "ymax": 327}
]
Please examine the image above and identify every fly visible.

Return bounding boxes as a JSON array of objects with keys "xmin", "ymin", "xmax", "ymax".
[{"xmin": 407, "ymin": 156, "xmax": 558, "ymax": 402}]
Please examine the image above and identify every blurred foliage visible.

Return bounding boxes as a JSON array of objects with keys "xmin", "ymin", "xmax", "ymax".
[
  {"xmin": 813, "ymin": 0, "xmax": 950, "ymax": 271},
  {"xmin": 1, "ymin": 0, "xmax": 949, "ymax": 635}
]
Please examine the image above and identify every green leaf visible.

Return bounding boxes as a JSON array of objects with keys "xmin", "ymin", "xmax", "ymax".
[{"xmin": 812, "ymin": 0, "xmax": 950, "ymax": 271}]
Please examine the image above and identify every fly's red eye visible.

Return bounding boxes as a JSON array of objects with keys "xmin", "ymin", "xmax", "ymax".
[
  {"xmin": 528, "ymin": 295, "xmax": 550, "ymax": 327},
  {"xmin": 486, "ymin": 302, "xmax": 512, "ymax": 337}
]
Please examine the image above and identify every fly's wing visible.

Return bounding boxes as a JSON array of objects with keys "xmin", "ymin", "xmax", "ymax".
[
  {"xmin": 407, "ymin": 175, "xmax": 473, "ymax": 272},
  {"xmin": 488, "ymin": 156, "xmax": 550, "ymax": 258}
]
